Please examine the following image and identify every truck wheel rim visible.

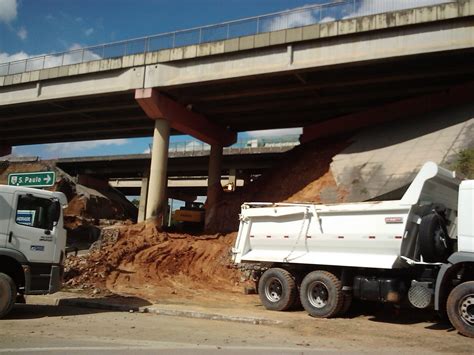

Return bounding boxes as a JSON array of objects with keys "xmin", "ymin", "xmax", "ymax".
[
  {"xmin": 307, "ymin": 281, "xmax": 328, "ymax": 309},
  {"xmin": 459, "ymin": 293, "xmax": 474, "ymax": 326},
  {"xmin": 265, "ymin": 277, "xmax": 283, "ymax": 302}
]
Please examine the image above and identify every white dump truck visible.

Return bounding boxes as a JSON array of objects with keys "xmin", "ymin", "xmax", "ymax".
[
  {"xmin": 0, "ymin": 185, "xmax": 67, "ymax": 318},
  {"xmin": 233, "ymin": 162, "xmax": 474, "ymax": 337}
]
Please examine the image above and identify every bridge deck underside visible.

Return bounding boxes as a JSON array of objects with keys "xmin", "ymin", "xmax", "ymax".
[{"xmin": 2, "ymin": 49, "xmax": 474, "ymax": 146}]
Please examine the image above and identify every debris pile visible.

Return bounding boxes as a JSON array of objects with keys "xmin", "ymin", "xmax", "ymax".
[
  {"xmin": 63, "ymin": 139, "xmax": 351, "ymax": 301},
  {"xmin": 64, "ymin": 221, "xmax": 246, "ymax": 303}
]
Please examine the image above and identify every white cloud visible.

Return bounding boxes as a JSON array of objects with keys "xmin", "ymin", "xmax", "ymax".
[
  {"xmin": 84, "ymin": 27, "xmax": 94, "ymax": 36},
  {"xmin": 320, "ymin": 16, "xmax": 335, "ymax": 24},
  {"xmin": 346, "ymin": 0, "xmax": 451, "ymax": 18},
  {"xmin": 44, "ymin": 139, "xmax": 129, "ymax": 156},
  {"xmin": 143, "ymin": 147, "xmax": 151, "ymax": 154},
  {"xmin": 0, "ymin": 44, "xmax": 101, "ymax": 74},
  {"xmin": 17, "ymin": 26, "xmax": 27, "ymax": 40},
  {"xmin": 0, "ymin": 51, "xmax": 28, "ymax": 63},
  {"xmin": 264, "ymin": 0, "xmax": 450, "ymax": 31},
  {"xmin": 0, "ymin": 0, "xmax": 17, "ymax": 24},
  {"xmin": 68, "ymin": 43, "xmax": 83, "ymax": 51},
  {"xmin": 247, "ymin": 128, "xmax": 302, "ymax": 138}
]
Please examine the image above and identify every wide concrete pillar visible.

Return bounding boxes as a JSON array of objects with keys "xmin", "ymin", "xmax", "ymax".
[
  {"xmin": 137, "ymin": 171, "xmax": 149, "ymax": 223},
  {"xmin": 205, "ymin": 144, "xmax": 223, "ymax": 229},
  {"xmin": 146, "ymin": 119, "xmax": 170, "ymax": 220}
]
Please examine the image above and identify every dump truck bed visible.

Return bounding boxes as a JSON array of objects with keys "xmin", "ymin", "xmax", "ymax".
[{"xmin": 233, "ymin": 162, "xmax": 462, "ymax": 269}]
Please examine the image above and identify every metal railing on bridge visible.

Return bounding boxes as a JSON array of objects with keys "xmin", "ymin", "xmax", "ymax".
[
  {"xmin": 0, "ymin": 0, "xmax": 454, "ymax": 76},
  {"xmin": 167, "ymin": 134, "xmax": 300, "ymax": 155}
]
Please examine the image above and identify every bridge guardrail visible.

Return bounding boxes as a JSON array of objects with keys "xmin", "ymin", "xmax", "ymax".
[
  {"xmin": 167, "ymin": 135, "xmax": 300, "ymax": 154},
  {"xmin": 0, "ymin": 0, "xmax": 454, "ymax": 76}
]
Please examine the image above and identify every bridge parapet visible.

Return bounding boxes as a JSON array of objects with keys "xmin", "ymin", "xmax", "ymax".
[{"xmin": 1, "ymin": 0, "xmax": 472, "ymax": 87}]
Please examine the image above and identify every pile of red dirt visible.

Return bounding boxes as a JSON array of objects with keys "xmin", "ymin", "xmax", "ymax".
[
  {"xmin": 206, "ymin": 138, "xmax": 349, "ymax": 232},
  {"xmin": 64, "ymin": 221, "xmax": 247, "ymax": 304},
  {"xmin": 65, "ymin": 138, "xmax": 349, "ymax": 302}
]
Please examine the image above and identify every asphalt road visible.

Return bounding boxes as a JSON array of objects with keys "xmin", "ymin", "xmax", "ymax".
[
  {"xmin": 0, "ymin": 302, "xmax": 472, "ymax": 354},
  {"xmin": 0, "ymin": 304, "xmax": 331, "ymax": 354}
]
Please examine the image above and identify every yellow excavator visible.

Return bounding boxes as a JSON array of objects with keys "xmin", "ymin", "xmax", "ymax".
[{"xmin": 172, "ymin": 202, "xmax": 205, "ymax": 230}]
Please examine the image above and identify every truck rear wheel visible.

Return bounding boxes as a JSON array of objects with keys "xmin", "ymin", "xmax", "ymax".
[
  {"xmin": 447, "ymin": 281, "xmax": 474, "ymax": 338},
  {"xmin": 0, "ymin": 273, "xmax": 16, "ymax": 319},
  {"xmin": 300, "ymin": 270, "xmax": 343, "ymax": 318},
  {"xmin": 258, "ymin": 268, "xmax": 297, "ymax": 311}
]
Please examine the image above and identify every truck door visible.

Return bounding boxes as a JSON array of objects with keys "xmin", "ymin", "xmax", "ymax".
[
  {"xmin": 0, "ymin": 192, "xmax": 14, "ymax": 248},
  {"xmin": 7, "ymin": 192, "xmax": 56, "ymax": 264}
]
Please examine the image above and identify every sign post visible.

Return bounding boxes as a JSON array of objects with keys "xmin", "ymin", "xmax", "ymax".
[{"xmin": 8, "ymin": 172, "xmax": 56, "ymax": 188}]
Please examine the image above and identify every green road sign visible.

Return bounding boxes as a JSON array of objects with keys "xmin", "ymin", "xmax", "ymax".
[{"xmin": 8, "ymin": 171, "xmax": 56, "ymax": 188}]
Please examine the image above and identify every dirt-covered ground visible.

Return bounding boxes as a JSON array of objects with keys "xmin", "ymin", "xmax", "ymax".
[{"xmin": 64, "ymin": 221, "xmax": 250, "ymax": 306}]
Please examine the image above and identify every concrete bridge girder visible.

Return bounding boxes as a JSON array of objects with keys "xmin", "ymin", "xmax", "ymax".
[
  {"xmin": 0, "ymin": 67, "xmax": 145, "ymax": 106},
  {"xmin": 144, "ymin": 19, "xmax": 474, "ymax": 89}
]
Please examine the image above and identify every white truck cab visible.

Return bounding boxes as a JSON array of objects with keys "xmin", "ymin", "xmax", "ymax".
[
  {"xmin": 0, "ymin": 185, "xmax": 67, "ymax": 318},
  {"xmin": 233, "ymin": 162, "xmax": 474, "ymax": 337}
]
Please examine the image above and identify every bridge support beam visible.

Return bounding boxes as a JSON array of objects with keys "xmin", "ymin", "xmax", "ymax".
[
  {"xmin": 137, "ymin": 171, "xmax": 149, "ymax": 223},
  {"xmin": 301, "ymin": 82, "xmax": 474, "ymax": 143},
  {"xmin": 135, "ymin": 88, "xmax": 236, "ymax": 146},
  {"xmin": 205, "ymin": 144, "xmax": 223, "ymax": 230},
  {"xmin": 145, "ymin": 119, "xmax": 170, "ymax": 221},
  {"xmin": 0, "ymin": 145, "xmax": 12, "ymax": 157}
]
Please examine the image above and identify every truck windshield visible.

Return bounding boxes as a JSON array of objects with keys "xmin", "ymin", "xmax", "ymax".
[{"xmin": 15, "ymin": 195, "xmax": 53, "ymax": 230}]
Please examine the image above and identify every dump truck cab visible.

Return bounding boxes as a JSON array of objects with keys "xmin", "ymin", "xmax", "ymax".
[{"xmin": 0, "ymin": 185, "xmax": 67, "ymax": 318}]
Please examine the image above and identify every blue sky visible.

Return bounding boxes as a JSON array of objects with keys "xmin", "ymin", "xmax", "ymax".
[{"xmin": 1, "ymin": 0, "xmax": 446, "ymax": 159}]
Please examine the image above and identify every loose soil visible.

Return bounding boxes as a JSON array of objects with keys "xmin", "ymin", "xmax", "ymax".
[
  {"xmin": 64, "ymin": 220, "xmax": 250, "ymax": 306},
  {"xmin": 64, "ymin": 139, "xmax": 350, "ymax": 305}
]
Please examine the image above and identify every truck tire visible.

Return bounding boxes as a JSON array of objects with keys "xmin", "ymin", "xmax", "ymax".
[
  {"xmin": 419, "ymin": 213, "xmax": 450, "ymax": 262},
  {"xmin": 258, "ymin": 268, "xmax": 297, "ymax": 311},
  {"xmin": 338, "ymin": 293, "xmax": 353, "ymax": 316},
  {"xmin": 447, "ymin": 281, "xmax": 474, "ymax": 338},
  {"xmin": 0, "ymin": 273, "xmax": 16, "ymax": 319},
  {"xmin": 300, "ymin": 270, "xmax": 343, "ymax": 318}
]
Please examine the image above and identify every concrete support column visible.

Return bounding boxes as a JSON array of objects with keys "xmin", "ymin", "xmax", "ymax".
[
  {"xmin": 145, "ymin": 119, "xmax": 170, "ymax": 220},
  {"xmin": 205, "ymin": 144, "xmax": 223, "ymax": 229},
  {"xmin": 137, "ymin": 171, "xmax": 149, "ymax": 223}
]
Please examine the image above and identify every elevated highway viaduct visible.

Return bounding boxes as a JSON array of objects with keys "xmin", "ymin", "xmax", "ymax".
[
  {"xmin": 55, "ymin": 146, "xmax": 291, "ymax": 220},
  {"xmin": 1, "ymin": 0, "xmax": 474, "ymax": 226}
]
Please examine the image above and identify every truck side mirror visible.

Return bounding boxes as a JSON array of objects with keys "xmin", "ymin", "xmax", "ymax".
[{"xmin": 47, "ymin": 200, "xmax": 61, "ymax": 230}]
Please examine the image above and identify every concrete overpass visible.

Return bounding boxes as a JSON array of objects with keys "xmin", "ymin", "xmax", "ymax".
[
  {"xmin": 1, "ymin": 0, "xmax": 474, "ymax": 225},
  {"xmin": 55, "ymin": 145, "xmax": 294, "ymax": 179}
]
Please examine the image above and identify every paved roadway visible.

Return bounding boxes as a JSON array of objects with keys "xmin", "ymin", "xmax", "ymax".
[
  {"xmin": 0, "ymin": 304, "xmax": 331, "ymax": 355},
  {"xmin": 0, "ymin": 302, "xmax": 472, "ymax": 354}
]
